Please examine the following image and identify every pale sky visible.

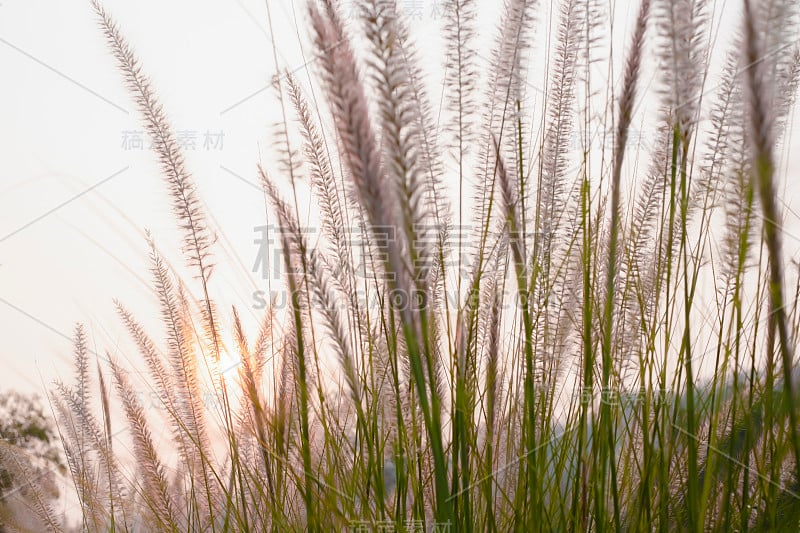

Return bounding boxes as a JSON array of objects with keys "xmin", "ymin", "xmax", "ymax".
[
  {"xmin": 1, "ymin": 0, "xmax": 799, "ymax": 401},
  {"xmin": 1, "ymin": 0, "xmax": 337, "ymax": 395}
]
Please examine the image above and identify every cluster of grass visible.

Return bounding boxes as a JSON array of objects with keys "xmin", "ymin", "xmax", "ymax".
[{"xmin": 24, "ymin": 0, "xmax": 800, "ymax": 530}]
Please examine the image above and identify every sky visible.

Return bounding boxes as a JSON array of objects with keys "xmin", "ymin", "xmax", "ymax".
[
  {"xmin": 0, "ymin": 0, "xmax": 336, "ymax": 395},
  {"xmin": 1, "ymin": 0, "xmax": 799, "ymax": 398}
]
